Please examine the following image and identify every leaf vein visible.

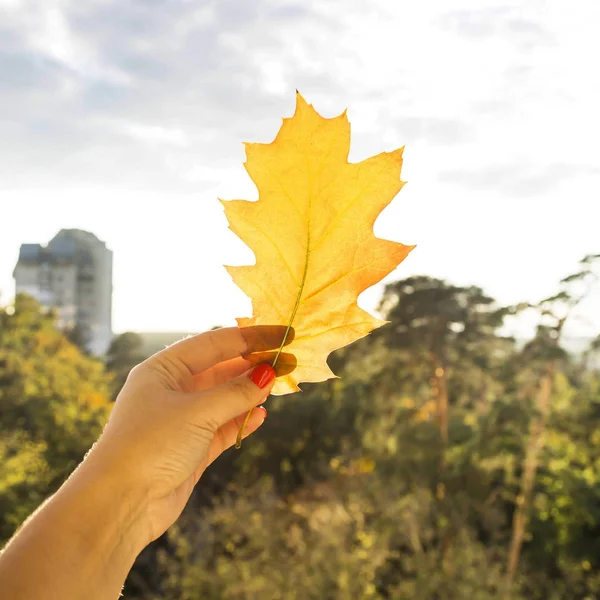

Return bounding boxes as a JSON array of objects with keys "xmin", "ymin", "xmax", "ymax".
[
  {"xmin": 303, "ymin": 254, "xmax": 393, "ymax": 302},
  {"xmin": 293, "ymin": 321, "xmax": 376, "ymax": 343},
  {"xmin": 311, "ymin": 161, "xmax": 392, "ymax": 253},
  {"xmin": 239, "ymin": 215, "xmax": 301, "ymax": 287}
]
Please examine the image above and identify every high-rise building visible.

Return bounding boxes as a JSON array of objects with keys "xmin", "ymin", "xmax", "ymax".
[{"xmin": 13, "ymin": 229, "xmax": 113, "ymax": 355}]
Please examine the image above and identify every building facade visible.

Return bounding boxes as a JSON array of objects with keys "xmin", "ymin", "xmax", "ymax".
[{"xmin": 13, "ymin": 229, "xmax": 113, "ymax": 355}]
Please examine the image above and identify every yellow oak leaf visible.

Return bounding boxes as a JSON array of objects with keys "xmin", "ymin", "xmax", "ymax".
[{"xmin": 222, "ymin": 92, "xmax": 414, "ymax": 395}]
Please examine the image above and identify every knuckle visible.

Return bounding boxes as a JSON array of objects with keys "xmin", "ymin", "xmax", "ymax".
[
  {"xmin": 205, "ymin": 329, "xmax": 226, "ymax": 364},
  {"xmin": 229, "ymin": 377, "xmax": 256, "ymax": 405},
  {"xmin": 141, "ymin": 355, "xmax": 182, "ymax": 390},
  {"xmin": 191, "ymin": 413, "xmax": 220, "ymax": 437},
  {"xmin": 125, "ymin": 362, "xmax": 145, "ymax": 382}
]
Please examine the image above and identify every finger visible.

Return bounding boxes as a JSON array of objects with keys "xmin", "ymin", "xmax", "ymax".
[
  {"xmin": 152, "ymin": 325, "xmax": 292, "ymax": 378},
  {"xmin": 193, "ymin": 350, "xmax": 299, "ymax": 392},
  {"xmin": 192, "ymin": 356, "xmax": 252, "ymax": 392},
  {"xmin": 191, "ymin": 364, "xmax": 276, "ymax": 429},
  {"xmin": 206, "ymin": 407, "xmax": 267, "ymax": 467},
  {"xmin": 193, "ymin": 353, "xmax": 298, "ymax": 395},
  {"xmin": 236, "ymin": 350, "xmax": 298, "ymax": 378},
  {"xmin": 190, "ymin": 407, "xmax": 267, "ymax": 484}
]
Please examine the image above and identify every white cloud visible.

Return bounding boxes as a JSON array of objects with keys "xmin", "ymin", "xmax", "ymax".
[
  {"xmin": 1, "ymin": 0, "xmax": 599, "ymax": 338},
  {"xmin": 118, "ymin": 121, "xmax": 189, "ymax": 146},
  {"xmin": 0, "ymin": 0, "xmax": 23, "ymax": 8}
]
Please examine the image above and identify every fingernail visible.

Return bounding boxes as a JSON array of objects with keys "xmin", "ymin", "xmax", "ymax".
[
  {"xmin": 248, "ymin": 364, "xmax": 276, "ymax": 389},
  {"xmin": 258, "ymin": 406, "xmax": 268, "ymax": 419}
]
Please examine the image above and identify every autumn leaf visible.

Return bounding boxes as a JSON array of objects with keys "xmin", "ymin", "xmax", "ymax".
[{"xmin": 222, "ymin": 92, "xmax": 414, "ymax": 395}]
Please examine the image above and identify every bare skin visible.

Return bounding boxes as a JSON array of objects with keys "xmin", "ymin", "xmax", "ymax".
[{"xmin": 0, "ymin": 327, "xmax": 278, "ymax": 600}]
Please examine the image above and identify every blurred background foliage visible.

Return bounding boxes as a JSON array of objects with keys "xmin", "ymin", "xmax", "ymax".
[{"xmin": 1, "ymin": 255, "xmax": 600, "ymax": 599}]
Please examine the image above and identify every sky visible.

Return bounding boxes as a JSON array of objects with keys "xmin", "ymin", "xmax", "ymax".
[{"xmin": 0, "ymin": 0, "xmax": 599, "ymax": 338}]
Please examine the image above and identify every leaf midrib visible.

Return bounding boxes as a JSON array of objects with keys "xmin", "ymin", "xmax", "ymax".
[
  {"xmin": 271, "ymin": 230, "xmax": 311, "ymax": 368},
  {"xmin": 271, "ymin": 130, "xmax": 336, "ymax": 370}
]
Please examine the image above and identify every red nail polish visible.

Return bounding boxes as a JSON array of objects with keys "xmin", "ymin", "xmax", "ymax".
[{"xmin": 248, "ymin": 364, "xmax": 276, "ymax": 389}]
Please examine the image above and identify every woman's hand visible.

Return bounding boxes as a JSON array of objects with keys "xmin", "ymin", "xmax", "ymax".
[
  {"xmin": 91, "ymin": 326, "xmax": 281, "ymax": 545},
  {"xmin": 0, "ymin": 325, "xmax": 286, "ymax": 600}
]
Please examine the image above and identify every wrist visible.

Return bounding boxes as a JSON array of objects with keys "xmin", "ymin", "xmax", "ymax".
[
  {"xmin": 60, "ymin": 444, "xmax": 152, "ymax": 559},
  {"xmin": 0, "ymin": 445, "xmax": 150, "ymax": 600}
]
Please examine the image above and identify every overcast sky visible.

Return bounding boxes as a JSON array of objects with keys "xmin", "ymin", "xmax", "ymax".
[{"xmin": 0, "ymin": 0, "xmax": 599, "ymax": 338}]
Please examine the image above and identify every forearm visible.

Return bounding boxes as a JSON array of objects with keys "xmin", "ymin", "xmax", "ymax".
[{"xmin": 0, "ymin": 450, "xmax": 149, "ymax": 600}]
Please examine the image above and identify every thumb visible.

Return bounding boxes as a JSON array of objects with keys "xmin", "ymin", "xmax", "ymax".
[{"xmin": 192, "ymin": 364, "xmax": 276, "ymax": 429}]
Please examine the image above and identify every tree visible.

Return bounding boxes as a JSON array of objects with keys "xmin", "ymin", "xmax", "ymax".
[
  {"xmin": 0, "ymin": 294, "xmax": 112, "ymax": 542},
  {"xmin": 375, "ymin": 277, "xmax": 510, "ymax": 451},
  {"xmin": 105, "ymin": 331, "xmax": 145, "ymax": 399},
  {"xmin": 504, "ymin": 254, "xmax": 600, "ymax": 598},
  {"xmin": 64, "ymin": 323, "xmax": 92, "ymax": 354},
  {"xmin": 6, "ymin": 264, "xmax": 600, "ymax": 598}
]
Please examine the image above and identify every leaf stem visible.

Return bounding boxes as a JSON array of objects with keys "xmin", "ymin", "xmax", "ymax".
[
  {"xmin": 235, "ymin": 232, "xmax": 312, "ymax": 449},
  {"xmin": 234, "ymin": 408, "xmax": 255, "ymax": 449}
]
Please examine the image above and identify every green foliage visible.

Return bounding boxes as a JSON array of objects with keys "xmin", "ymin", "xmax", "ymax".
[
  {"xmin": 0, "ymin": 294, "xmax": 112, "ymax": 543},
  {"xmin": 2, "ymin": 260, "xmax": 600, "ymax": 599},
  {"xmin": 0, "ymin": 431, "xmax": 49, "ymax": 537},
  {"xmin": 105, "ymin": 331, "xmax": 146, "ymax": 399}
]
